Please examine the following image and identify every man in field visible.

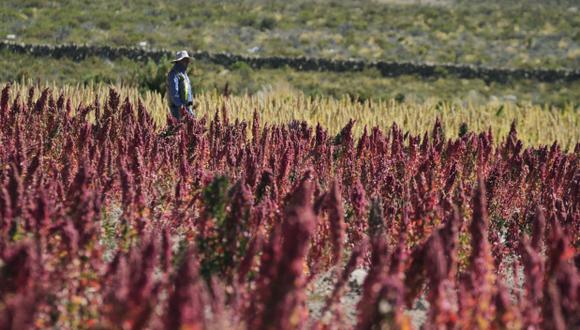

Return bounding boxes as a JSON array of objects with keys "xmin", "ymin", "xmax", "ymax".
[{"xmin": 167, "ymin": 50, "xmax": 198, "ymax": 120}]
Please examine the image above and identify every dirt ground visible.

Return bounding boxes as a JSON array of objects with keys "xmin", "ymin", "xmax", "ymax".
[
  {"xmin": 307, "ymin": 268, "xmax": 429, "ymax": 328},
  {"xmin": 307, "ymin": 257, "xmax": 525, "ymax": 329}
]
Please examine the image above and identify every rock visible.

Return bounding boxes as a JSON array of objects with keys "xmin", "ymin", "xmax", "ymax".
[
  {"xmin": 248, "ymin": 46, "xmax": 261, "ymax": 54},
  {"xmin": 348, "ymin": 268, "xmax": 368, "ymax": 291}
]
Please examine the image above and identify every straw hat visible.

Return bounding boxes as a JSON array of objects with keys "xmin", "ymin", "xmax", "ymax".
[{"xmin": 171, "ymin": 50, "xmax": 192, "ymax": 62}]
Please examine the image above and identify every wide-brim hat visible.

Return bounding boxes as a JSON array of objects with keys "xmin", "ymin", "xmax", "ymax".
[{"xmin": 171, "ymin": 50, "xmax": 192, "ymax": 62}]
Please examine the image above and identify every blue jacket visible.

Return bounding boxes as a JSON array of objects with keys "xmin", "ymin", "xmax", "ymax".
[{"xmin": 167, "ymin": 62, "xmax": 194, "ymax": 119}]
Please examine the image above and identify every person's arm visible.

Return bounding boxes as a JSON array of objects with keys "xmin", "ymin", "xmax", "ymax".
[
  {"xmin": 168, "ymin": 71, "xmax": 185, "ymax": 108},
  {"xmin": 181, "ymin": 75, "xmax": 195, "ymax": 115}
]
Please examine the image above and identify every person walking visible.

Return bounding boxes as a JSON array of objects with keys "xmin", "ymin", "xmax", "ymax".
[{"xmin": 167, "ymin": 50, "xmax": 197, "ymax": 120}]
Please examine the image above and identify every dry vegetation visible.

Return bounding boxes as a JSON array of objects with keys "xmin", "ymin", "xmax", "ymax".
[{"xmin": 8, "ymin": 81, "xmax": 578, "ymax": 147}]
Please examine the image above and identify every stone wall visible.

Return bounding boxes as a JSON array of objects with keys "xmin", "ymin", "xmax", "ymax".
[{"xmin": 1, "ymin": 41, "xmax": 578, "ymax": 83}]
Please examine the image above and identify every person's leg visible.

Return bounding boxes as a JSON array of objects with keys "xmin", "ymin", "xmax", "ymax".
[{"xmin": 170, "ymin": 106, "xmax": 181, "ymax": 120}]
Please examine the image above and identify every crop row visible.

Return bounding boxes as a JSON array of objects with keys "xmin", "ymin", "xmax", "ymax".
[
  {"xmin": 6, "ymin": 81, "xmax": 580, "ymax": 147},
  {"xmin": 0, "ymin": 84, "xmax": 578, "ymax": 329}
]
